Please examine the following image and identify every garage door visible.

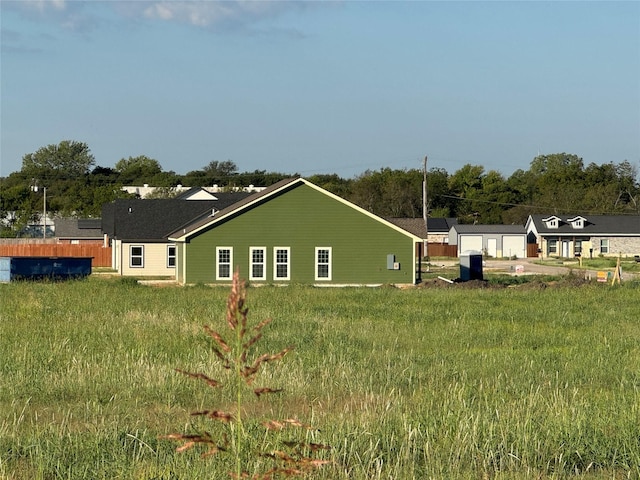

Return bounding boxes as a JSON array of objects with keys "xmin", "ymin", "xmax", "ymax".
[
  {"xmin": 459, "ymin": 235, "xmax": 483, "ymax": 254},
  {"xmin": 503, "ymin": 235, "xmax": 526, "ymax": 259}
]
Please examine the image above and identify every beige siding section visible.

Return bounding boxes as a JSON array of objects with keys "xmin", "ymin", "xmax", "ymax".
[{"xmin": 121, "ymin": 242, "xmax": 176, "ymax": 276}]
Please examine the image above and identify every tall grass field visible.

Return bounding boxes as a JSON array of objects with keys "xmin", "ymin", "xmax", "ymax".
[{"xmin": 1, "ymin": 276, "xmax": 640, "ymax": 479}]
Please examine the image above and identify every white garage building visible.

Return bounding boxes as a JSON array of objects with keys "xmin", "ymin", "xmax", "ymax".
[{"xmin": 448, "ymin": 224, "xmax": 527, "ymax": 259}]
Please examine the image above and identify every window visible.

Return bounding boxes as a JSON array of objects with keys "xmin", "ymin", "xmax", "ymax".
[
  {"xmin": 600, "ymin": 239, "xmax": 609, "ymax": 254},
  {"xmin": 167, "ymin": 245, "xmax": 176, "ymax": 268},
  {"xmin": 216, "ymin": 247, "xmax": 233, "ymax": 280},
  {"xmin": 574, "ymin": 240, "xmax": 582, "ymax": 255},
  {"xmin": 315, "ymin": 247, "xmax": 332, "ymax": 281},
  {"xmin": 130, "ymin": 245, "xmax": 144, "ymax": 268},
  {"xmin": 547, "ymin": 239, "xmax": 557, "ymax": 255},
  {"xmin": 273, "ymin": 247, "xmax": 290, "ymax": 280},
  {"xmin": 568, "ymin": 216, "xmax": 586, "ymax": 229},
  {"xmin": 250, "ymin": 247, "xmax": 266, "ymax": 281},
  {"xmin": 543, "ymin": 216, "xmax": 560, "ymax": 229}
]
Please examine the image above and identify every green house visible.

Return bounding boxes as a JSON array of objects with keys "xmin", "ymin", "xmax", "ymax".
[{"xmin": 168, "ymin": 178, "xmax": 423, "ymax": 286}]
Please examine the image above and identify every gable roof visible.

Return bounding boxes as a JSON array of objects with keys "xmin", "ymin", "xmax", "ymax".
[
  {"xmin": 451, "ymin": 224, "xmax": 526, "ymax": 235},
  {"xmin": 54, "ymin": 218, "xmax": 103, "ymax": 239},
  {"xmin": 174, "ymin": 187, "xmax": 218, "ymax": 200},
  {"xmin": 527, "ymin": 214, "xmax": 640, "ymax": 236},
  {"xmin": 386, "ymin": 217, "xmax": 458, "ymax": 238},
  {"xmin": 102, "ymin": 192, "xmax": 251, "ymax": 242},
  {"xmin": 168, "ymin": 177, "xmax": 423, "ymax": 242}
]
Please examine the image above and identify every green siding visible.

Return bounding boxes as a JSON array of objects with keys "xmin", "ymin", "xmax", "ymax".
[
  {"xmin": 182, "ymin": 183, "xmax": 417, "ymax": 285},
  {"xmin": 176, "ymin": 243, "xmax": 184, "ymax": 284}
]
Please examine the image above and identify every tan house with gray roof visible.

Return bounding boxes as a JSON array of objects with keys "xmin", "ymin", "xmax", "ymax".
[{"xmin": 525, "ymin": 214, "xmax": 640, "ymax": 258}]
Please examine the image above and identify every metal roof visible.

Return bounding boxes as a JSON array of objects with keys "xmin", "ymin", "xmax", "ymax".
[{"xmin": 451, "ymin": 224, "xmax": 526, "ymax": 234}]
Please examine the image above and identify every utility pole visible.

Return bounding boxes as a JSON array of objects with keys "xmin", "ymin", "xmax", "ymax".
[
  {"xmin": 423, "ymin": 155, "xmax": 429, "ymax": 272},
  {"xmin": 31, "ymin": 180, "xmax": 47, "ymax": 239},
  {"xmin": 43, "ymin": 186, "xmax": 47, "ymax": 239}
]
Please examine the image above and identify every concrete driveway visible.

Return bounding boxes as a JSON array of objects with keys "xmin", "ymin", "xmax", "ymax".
[{"xmin": 482, "ymin": 258, "xmax": 637, "ymax": 281}]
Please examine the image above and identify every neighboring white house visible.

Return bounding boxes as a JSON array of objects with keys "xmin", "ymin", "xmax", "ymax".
[
  {"xmin": 122, "ymin": 185, "xmax": 266, "ymax": 198},
  {"xmin": 526, "ymin": 214, "xmax": 640, "ymax": 258},
  {"xmin": 448, "ymin": 224, "xmax": 528, "ymax": 258}
]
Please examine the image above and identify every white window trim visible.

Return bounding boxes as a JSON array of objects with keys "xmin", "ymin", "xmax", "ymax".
[
  {"xmin": 315, "ymin": 247, "xmax": 332, "ymax": 281},
  {"xmin": 216, "ymin": 246, "xmax": 233, "ymax": 280},
  {"xmin": 568, "ymin": 216, "xmax": 586, "ymax": 229},
  {"xmin": 249, "ymin": 247, "xmax": 267, "ymax": 281},
  {"xmin": 600, "ymin": 239, "xmax": 609, "ymax": 254},
  {"xmin": 130, "ymin": 245, "xmax": 144, "ymax": 268},
  {"xmin": 273, "ymin": 247, "xmax": 290, "ymax": 281},
  {"xmin": 542, "ymin": 215, "xmax": 561, "ymax": 229},
  {"xmin": 167, "ymin": 244, "xmax": 176, "ymax": 268}
]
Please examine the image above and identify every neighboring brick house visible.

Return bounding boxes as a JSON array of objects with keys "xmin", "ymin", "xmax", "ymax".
[
  {"xmin": 525, "ymin": 214, "xmax": 640, "ymax": 258},
  {"xmin": 54, "ymin": 218, "xmax": 104, "ymax": 244}
]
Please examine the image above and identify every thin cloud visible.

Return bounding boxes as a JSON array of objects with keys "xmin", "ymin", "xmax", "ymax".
[
  {"xmin": 4, "ymin": 1, "xmax": 327, "ymax": 37},
  {"xmin": 141, "ymin": 1, "xmax": 302, "ymax": 28},
  {"xmin": 3, "ymin": 0, "xmax": 98, "ymax": 34},
  {"xmin": 18, "ymin": 0, "xmax": 67, "ymax": 13}
]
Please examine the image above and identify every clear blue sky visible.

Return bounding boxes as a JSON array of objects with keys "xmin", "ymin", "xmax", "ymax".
[{"xmin": 1, "ymin": 1, "xmax": 639, "ymax": 179}]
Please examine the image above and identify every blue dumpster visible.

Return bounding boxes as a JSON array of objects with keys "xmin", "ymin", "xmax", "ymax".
[{"xmin": 0, "ymin": 257, "xmax": 91, "ymax": 282}]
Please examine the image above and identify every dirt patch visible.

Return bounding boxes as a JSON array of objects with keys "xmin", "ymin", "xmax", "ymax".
[
  {"xmin": 416, "ymin": 278, "xmax": 504, "ymax": 289},
  {"xmin": 415, "ymin": 274, "xmax": 595, "ymax": 290}
]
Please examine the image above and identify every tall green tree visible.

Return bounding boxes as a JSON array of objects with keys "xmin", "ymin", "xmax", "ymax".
[
  {"xmin": 203, "ymin": 160, "xmax": 238, "ymax": 180},
  {"xmin": 21, "ymin": 140, "xmax": 95, "ymax": 179},
  {"xmin": 448, "ymin": 164, "xmax": 485, "ymax": 223},
  {"xmin": 306, "ymin": 174, "xmax": 353, "ymax": 199},
  {"xmin": 503, "ymin": 168, "xmax": 537, "ymax": 224},
  {"xmin": 527, "ymin": 153, "xmax": 585, "ymax": 214},
  {"xmin": 348, "ymin": 168, "xmax": 423, "ymax": 218},
  {"xmin": 425, "ymin": 167, "xmax": 452, "ymax": 218},
  {"xmin": 479, "ymin": 170, "xmax": 517, "ymax": 224},
  {"xmin": 614, "ymin": 160, "xmax": 639, "ymax": 212},
  {"xmin": 114, "ymin": 155, "xmax": 163, "ymax": 184}
]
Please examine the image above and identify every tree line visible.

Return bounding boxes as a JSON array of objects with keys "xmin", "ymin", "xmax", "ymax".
[{"xmin": 1, "ymin": 140, "xmax": 638, "ymax": 237}]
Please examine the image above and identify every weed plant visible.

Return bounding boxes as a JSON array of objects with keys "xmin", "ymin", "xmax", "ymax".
[
  {"xmin": 1, "ymin": 277, "xmax": 640, "ymax": 478},
  {"xmin": 161, "ymin": 271, "xmax": 330, "ymax": 478}
]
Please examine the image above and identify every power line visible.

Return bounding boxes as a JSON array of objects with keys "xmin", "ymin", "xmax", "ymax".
[{"xmin": 439, "ymin": 194, "xmax": 639, "ymax": 216}]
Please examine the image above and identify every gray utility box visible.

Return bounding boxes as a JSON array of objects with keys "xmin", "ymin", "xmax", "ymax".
[{"xmin": 459, "ymin": 250, "xmax": 483, "ymax": 281}]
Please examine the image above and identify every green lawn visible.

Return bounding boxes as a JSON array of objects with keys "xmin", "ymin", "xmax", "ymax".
[{"xmin": 1, "ymin": 277, "xmax": 639, "ymax": 479}]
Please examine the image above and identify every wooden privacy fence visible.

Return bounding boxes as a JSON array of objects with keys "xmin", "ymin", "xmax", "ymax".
[
  {"xmin": 427, "ymin": 243, "xmax": 458, "ymax": 257},
  {"xmin": 416, "ymin": 243, "xmax": 458, "ymax": 258},
  {"xmin": 0, "ymin": 244, "xmax": 112, "ymax": 267},
  {"xmin": 418, "ymin": 243, "xmax": 539, "ymax": 258}
]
